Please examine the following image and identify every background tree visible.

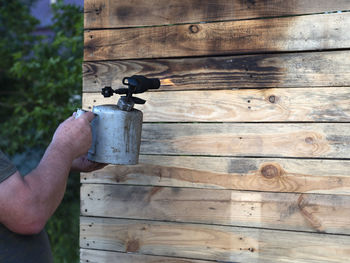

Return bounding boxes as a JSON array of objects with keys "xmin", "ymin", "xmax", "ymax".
[{"xmin": 0, "ymin": 0, "xmax": 83, "ymax": 262}]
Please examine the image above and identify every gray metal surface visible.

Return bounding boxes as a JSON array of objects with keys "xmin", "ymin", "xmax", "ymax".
[{"xmin": 88, "ymin": 105, "xmax": 143, "ymax": 165}]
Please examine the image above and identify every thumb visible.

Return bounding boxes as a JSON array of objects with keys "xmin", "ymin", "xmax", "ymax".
[
  {"xmin": 65, "ymin": 116, "xmax": 76, "ymax": 122},
  {"xmin": 79, "ymin": 111, "xmax": 95, "ymax": 123}
]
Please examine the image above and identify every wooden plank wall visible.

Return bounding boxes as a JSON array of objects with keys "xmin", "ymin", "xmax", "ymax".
[{"xmin": 81, "ymin": 1, "xmax": 350, "ymax": 262}]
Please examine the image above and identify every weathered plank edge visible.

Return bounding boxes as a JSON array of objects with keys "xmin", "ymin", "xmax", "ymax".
[
  {"xmin": 139, "ymin": 123, "xmax": 350, "ymax": 158},
  {"xmin": 83, "ymin": 50, "xmax": 350, "ymax": 92},
  {"xmin": 81, "ymin": 156, "xmax": 350, "ymax": 195},
  {"xmin": 82, "ymin": 87, "xmax": 350, "ymax": 122},
  {"xmin": 84, "ymin": 13, "xmax": 350, "ymax": 61},
  {"xmin": 84, "ymin": 0, "xmax": 350, "ymax": 29},
  {"xmin": 81, "ymin": 183, "xmax": 350, "ymax": 234},
  {"xmin": 80, "ymin": 216, "xmax": 350, "ymax": 263},
  {"xmin": 80, "ymin": 248, "xmax": 218, "ymax": 263}
]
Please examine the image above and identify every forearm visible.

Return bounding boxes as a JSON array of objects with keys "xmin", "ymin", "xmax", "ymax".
[
  {"xmin": 0, "ymin": 113, "xmax": 95, "ymax": 234},
  {"xmin": 0, "ymin": 142, "xmax": 74, "ymax": 234},
  {"xmin": 24, "ymin": 141, "xmax": 74, "ymax": 223}
]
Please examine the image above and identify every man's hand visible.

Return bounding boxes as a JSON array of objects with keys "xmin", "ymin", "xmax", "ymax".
[
  {"xmin": 51, "ymin": 112, "xmax": 95, "ymax": 160},
  {"xmin": 0, "ymin": 112, "xmax": 107, "ymax": 235},
  {"xmin": 71, "ymin": 154, "xmax": 107, "ymax": 172}
]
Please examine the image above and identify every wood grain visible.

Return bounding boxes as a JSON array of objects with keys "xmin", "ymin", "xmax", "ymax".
[
  {"xmin": 84, "ymin": 0, "xmax": 350, "ymax": 29},
  {"xmin": 83, "ymin": 51, "xmax": 350, "ymax": 92},
  {"xmin": 84, "ymin": 13, "xmax": 350, "ymax": 60},
  {"xmin": 140, "ymin": 123, "xmax": 350, "ymax": 158},
  {"xmin": 83, "ymin": 87, "xmax": 350, "ymax": 122},
  {"xmin": 80, "ymin": 217, "xmax": 350, "ymax": 263},
  {"xmin": 81, "ymin": 184, "xmax": 350, "ymax": 234},
  {"xmin": 80, "ymin": 249, "xmax": 213, "ymax": 263},
  {"xmin": 81, "ymin": 156, "xmax": 350, "ymax": 195}
]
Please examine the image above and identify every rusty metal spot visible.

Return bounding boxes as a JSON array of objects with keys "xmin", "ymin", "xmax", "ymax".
[{"xmin": 111, "ymin": 147, "xmax": 120, "ymax": 153}]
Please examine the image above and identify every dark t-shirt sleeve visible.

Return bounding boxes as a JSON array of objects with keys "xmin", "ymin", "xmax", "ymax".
[
  {"xmin": 0, "ymin": 150, "xmax": 17, "ymax": 183},
  {"xmin": 0, "ymin": 150, "xmax": 53, "ymax": 262}
]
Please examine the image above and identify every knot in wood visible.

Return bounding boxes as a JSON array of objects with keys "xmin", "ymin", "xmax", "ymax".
[
  {"xmin": 189, "ymin": 25, "xmax": 199, "ymax": 33},
  {"xmin": 305, "ymin": 136, "xmax": 314, "ymax": 144},
  {"xmin": 126, "ymin": 239, "xmax": 140, "ymax": 252},
  {"xmin": 261, "ymin": 164, "xmax": 280, "ymax": 179},
  {"xmin": 268, "ymin": 95, "xmax": 276, "ymax": 103}
]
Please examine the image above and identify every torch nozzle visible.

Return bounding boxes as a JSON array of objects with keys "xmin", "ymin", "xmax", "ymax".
[{"xmin": 101, "ymin": 75, "xmax": 160, "ymax": 104}]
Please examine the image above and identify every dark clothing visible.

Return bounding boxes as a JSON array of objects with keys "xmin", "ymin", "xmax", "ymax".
[
  {"xmin": 0, "ymin": 226, "xmax": 53, "ymax": 263},
  {"xmin": 0, "ymin": 150, "xmax": 53, "ymax": 263},
  {"xmin": 0, "ymin": 151, "xmax": 17, "ymax": 184}
]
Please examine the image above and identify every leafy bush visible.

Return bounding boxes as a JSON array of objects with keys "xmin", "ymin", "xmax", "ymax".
[
  {"xmin": 0, "ymin": 0, "xmax": 83, "ymax": 262},
  {"xmin": 1, "ymin": 0, "xmax": 83, "ymax": 153}
]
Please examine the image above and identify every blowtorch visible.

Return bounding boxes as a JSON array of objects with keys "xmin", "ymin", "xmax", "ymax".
[{"xmin": 76, "ymin": 75, "xmax": 160, "ymax": 165}]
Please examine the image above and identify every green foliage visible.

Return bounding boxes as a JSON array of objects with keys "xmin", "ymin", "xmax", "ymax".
[
  {"xmin": 0, "ymin": 0, "xmax": 39, "ymax": 78},
  {"xmin": 0, "ymin": 1, "xmax": 83, "ymax": 262},
  {"xmin": 0, "ymin": 0, "xmax": 83, "ymax": 155}
]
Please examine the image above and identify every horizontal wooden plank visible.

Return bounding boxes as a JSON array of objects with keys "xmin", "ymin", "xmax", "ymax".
[
  {"xmin": 81, "ymin": 156, "xmax": 350, "ymax": 195},
  {"xmin": 83, "ymin": 51, "xmax": 350, "ymax": 92},
  {"xmin": 80, "ymin": 217, "xmax": 350, "ymax": 263},
  {"xmin": 81, "ymin": 184, "xmax": 350, "ymax": 234},
  {"xmin": 84, "ymin": 13, "xmax": 350, "ymax": 60},
  {"xmin": 84, "ymin": 0, "xmax": 350, "ymax": 29},
  {"xmin": 80, "ymin": 249, "xmax": 214, "ymax": 263},
  {"xmin": 140, "ymin": 123, "xmax": 350, "ymax": 158},
  {"xmin": 83, "ymin": 87, "xmax": 350, "ymax": 122}
]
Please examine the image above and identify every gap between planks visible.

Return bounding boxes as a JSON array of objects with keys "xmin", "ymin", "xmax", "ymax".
[
  {"xmin": 79, "ymin": 214, "xmax": 350, "ymax": 238},
  {"xmin": 80, "ymin": 248, "xmax": 224, "ymax": 263}
]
